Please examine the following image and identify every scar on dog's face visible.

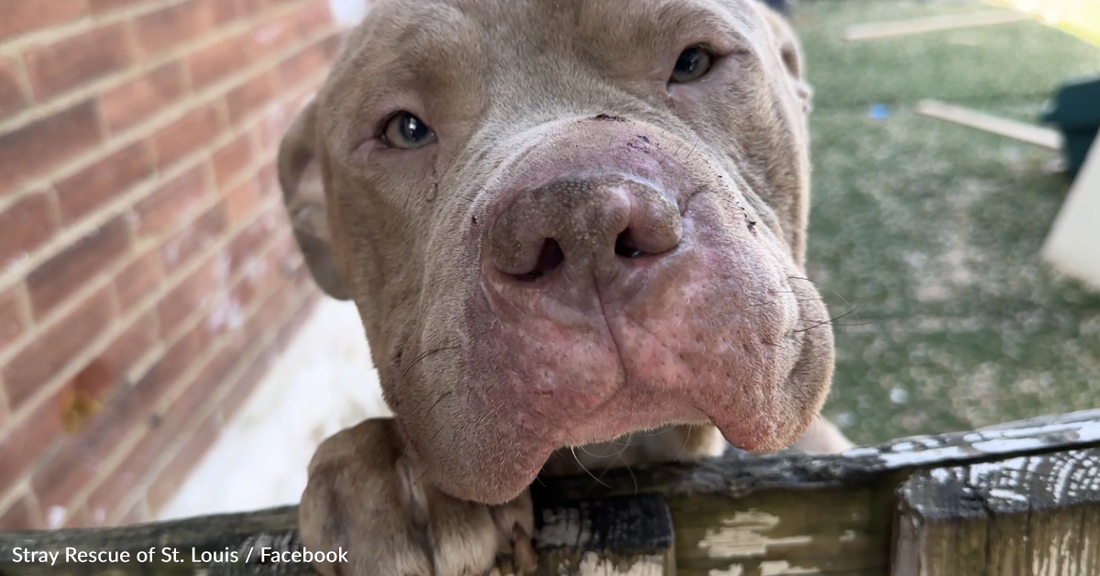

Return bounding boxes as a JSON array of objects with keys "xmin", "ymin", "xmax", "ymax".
[{"xmin": 278, "ymin": 0, "xmax": 831, "ymax": 504}]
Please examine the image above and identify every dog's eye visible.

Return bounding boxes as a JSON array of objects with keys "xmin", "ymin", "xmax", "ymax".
[
  {"xmin": 382, "ymin": 111, "xmax": 436, "ymax": 149},
  {"xmin": 670, "ymin": 46, "xmax": 713, "ymax": 83}
]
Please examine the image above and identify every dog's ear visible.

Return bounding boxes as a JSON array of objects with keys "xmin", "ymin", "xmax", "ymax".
[
  {"xmin": 278, "ymin": 100, "xmax": 350, "ymax": 300},
  {"xmin": 760, "ymin": 8, "xmax": 812, "ymax": 113}
]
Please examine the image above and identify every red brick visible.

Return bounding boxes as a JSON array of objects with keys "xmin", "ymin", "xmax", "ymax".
[
  {"xmin": 114, "ymin": 251, "xmax": 163, "ymax": 313},
  {"xmin": 291, "ymin": 1, "xmax": 334, "ymax": 39},
  {"xmin": 0, "ymin": 389, "xmax": 68, "ymax": 495},
  {"xmin": 133, "ymin": 0, "xmax": 218, "ymax": 57},
  {"xmin": 84, "ymin": 373, "xmax": 213, "ymax": 518},
  {"xmin": 225, "ymin": 179, "xmax": 265, "ymax": 224},
  {"xmin": 226, "ymin": 71, "xmax": 276, "ymax": 123},
  {"xmin": 257, "ymin": 163, "xmax": 279, "ymax": 199},
  {"xmin": 94, "ymin": 323, "xmax": 241, "ymax": 515},
  {"xmin": 158, "ymin": 253, "xmax": 227, "ymax": 336},
  {"xmin": 100, "ymin": 311, "xmax": 159, "ymax": 381},
  {"xmin": 249, "ymin": 14, "xmax": 299, "ymax": 56},
  {"xmin": 238, "ymin": 0, "xmax": 267, "ymax": 15},
  {"xmin": 219, "ymin": 285, "xmax": 313, "ymax": 418},
  {"xmin": 277, "ymin": 36, "xmax": 329, "ymax": 87},
  {"xmin": 161, "ymin": 201, "xmax": 228, "ymax": 268},
  {"xmin": 0, "ymin": 287, "xmax": 28, "ymax": 350},
  {"xmin": 212, "ymin": 134, "xmax": 253, "ymax": 186},
  {"xmin": 55, "ymin": 141, "xmax": 154, "ymax": 224},
  {"xmin": 2, "ymin": 286, "xmax": 116, "ymax": 412},
  {"xmin": 0, "ymin": 192, "xmax": 58, "ymax": 271},
  {"xmin": 227, "ymin": 207, "xmax": 281, "ymax": 272},
  {"xmin": 0, "ymin": 100, "xmax": 103, "ymax": 194},
  {"xmin": 146, "ymin": 412, "xmax": 220, "ymax": 511},
  {"xmin": 59, "ymin": 360, "xmax": 117, "ymax": 436},
  {"xmin": 0, "ymin": 0, "xmax": 87, "ymax": 42},
  {"xmin": 89, "ymin": 0, "xmax": 149, "ymax": 14},
  {"xmin": 209, "ymin": 0, "xmax": 243, "ymax": 25},
  {"xmin": 188, "ymin": 32, "xmax": 255, "ymax": 90},
  {"xmin": 258, "ymin": 101, "xmax": 301, "ymax": 152},
  {"xmin": 134, "ymin": 164, "xmax": 210, "ymax": 237},
  {"xmin": 31, "ymin": 321, "xmax": 201, "ymax": 511},
  {"xmin": 63, "ymin": 505, "xmax": 91, "ymax": 528},
  {"xmin": 101, "ymin": 61, "xmax": 187, "ymax": 134},
  {"xmin": 26, "ymin": 217, "xmax": 131, "ymax": 319},
  {"xmin": 151, "ymin": 104, "xmax": 223, "ymax": 168},
  {"xmin": 0, "ymin": 56, "xmax": 28, "ymax": 121},
  {"xmin": 0, "ymin": 495, "xmax": 42, "ymax": 532},
  {"xmin": 84, "ymin": 448, "xmax": 154, "ymax": 523},
  {"xmin": 137, "ymin": 315, "xmax": 208, "ymax": 394},
  {"xmin": 24, "ymin": 22, "xmax": 134, "ymax": 101},
  {"xmin": 116, "ymin": 501, "xmax": 146, "ymax": 526}
]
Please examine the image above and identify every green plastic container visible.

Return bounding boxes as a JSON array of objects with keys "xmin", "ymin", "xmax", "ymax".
[{"xmin": 1041, "ymin": 74, "xmax": 1100, "ymax": 177}]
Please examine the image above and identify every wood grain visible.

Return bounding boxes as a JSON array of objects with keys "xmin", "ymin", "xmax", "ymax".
[{"xmin": 894, "ymin": 448, "xmax": 1100, "ymax": 576}]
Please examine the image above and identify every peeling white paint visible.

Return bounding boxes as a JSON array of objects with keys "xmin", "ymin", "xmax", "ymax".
[
  {"xmin": 759, "ymin": 560, "xmax": 820, "ymax": 575},
  {"xmin": 698, "ymin": 510, "xmax": 813, "ymax": 558},
  {"xmin": 576, "ymin": 552, "xmax": 665, "ymax": 575},
  {"xmin": 844, "ymin": 419, "xmax": 1100, "ymax": 469},
  {"xmin": 986, "ymin": 488, "xmax": 1029, "ymax": 503},
  {"xmin": 537, "ymin": 508, "xmax": 589, "ymax": 549},
  {"xmin": 708, "ymin": 565, "xmax": 744, "ymax": 576}
]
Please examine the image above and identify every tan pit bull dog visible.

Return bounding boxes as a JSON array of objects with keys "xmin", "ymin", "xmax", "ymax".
[{"xmin": 277, "ymin": 0, "xmax": 854, "ymax": 573}]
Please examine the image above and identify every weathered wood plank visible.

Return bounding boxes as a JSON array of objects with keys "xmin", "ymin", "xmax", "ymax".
[
  {"xmin": 535, "ymin": 409, "xmax": 1100, "ymax": 501},
  {"xmin": 0, "ymin": 497, "xmax": 675, "ymax": 576},
  {"xmin": 2, "ymin": 410, "xmax": 1099, "ymax": 576},
  {"xmin": 534, "ymin": 410, "xmax": 1100, "ymax": 576},
  {"xmin": 893, "ymin": 448, "xmax": 1100, "ymax": 576},
  {"xmin": 915, "ymin": 100, "xmax": 1063, "ymax": 150},
  {"xmin": 512, "ymin": 495, "xmax": 676, "ymax": 576},
  {"xmin": 842, "ymin": 10, "xmax": 1031, "ymax": 41},
  {"xmin": 1043, "ymin": 128, "xmax": 1100, "ymax": 291},
  {"xmin": 0, "ymin": 506, "xmax": 309, "ymax": 576}
]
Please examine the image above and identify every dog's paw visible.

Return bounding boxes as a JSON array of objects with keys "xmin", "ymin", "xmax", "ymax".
[{"xmin": 298, "ymin": 419, "xmax": 536, "ymax": 576}]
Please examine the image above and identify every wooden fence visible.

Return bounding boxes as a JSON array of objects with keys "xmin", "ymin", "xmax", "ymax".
[{"xmin": 2, "ymin": 409, "xmax": 1099, "ymax": 576}]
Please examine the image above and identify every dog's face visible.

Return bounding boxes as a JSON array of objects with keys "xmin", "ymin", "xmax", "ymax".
[{"xmin": 279, "ymin": 0, "xmax": 831, "ymax": 504}]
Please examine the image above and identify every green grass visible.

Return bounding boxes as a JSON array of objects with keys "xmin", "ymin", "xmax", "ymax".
[{"xmin": 795, "ymin": 0, "xmax": 1100, "ymax": 444}]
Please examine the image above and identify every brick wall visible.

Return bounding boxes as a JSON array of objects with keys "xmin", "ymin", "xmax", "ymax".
[{"xmin": 0, "ymin": 0, "xmax": 346, "ymax": 530}]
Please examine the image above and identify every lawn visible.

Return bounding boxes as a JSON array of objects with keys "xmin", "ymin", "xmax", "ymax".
[{"xmin": 794, "ymin": 0, "xmax": 1100, "ymax": 444}]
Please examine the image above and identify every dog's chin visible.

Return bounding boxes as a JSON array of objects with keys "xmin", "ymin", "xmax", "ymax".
[
  {"xmin": 411, "ymin": 403, "xmax": 815, "ymax": 506},
  {"xmin": 399, "ymin": 340, "xmax": 826, "ymax": 506}
]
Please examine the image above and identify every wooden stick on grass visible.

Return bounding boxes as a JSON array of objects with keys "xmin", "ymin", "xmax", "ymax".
[{"xmin": 844, "ymin": 10, "xmax": 1032, "ymax": 41}]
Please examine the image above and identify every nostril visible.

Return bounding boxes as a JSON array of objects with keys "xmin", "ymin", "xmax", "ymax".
[
  {"xmin": 513, "ymin": 239, "xmax": 564, "ymax": 282},
  {"xmin": 615, "ymin": 229, "xmax": 647, "ymax": 259}
]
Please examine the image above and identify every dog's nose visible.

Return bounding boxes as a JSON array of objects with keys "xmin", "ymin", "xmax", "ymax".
[{"xmin": 489, "ymin": 177, "xmax": 682, "ymax": 283}]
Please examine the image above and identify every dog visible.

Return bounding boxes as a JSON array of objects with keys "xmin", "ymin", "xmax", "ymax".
[{"xmin": 276, "ymin": 1, "xmax": 852, "ymax": 573}]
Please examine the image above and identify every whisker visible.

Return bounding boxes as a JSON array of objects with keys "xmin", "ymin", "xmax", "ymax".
[
  {"xmin": 672, "ymin": 426, "xmax": 693, "ymax": 462},
  {"xmin": 570, "ymin": 446, "xmax": 613, "ymax": 489},
  {"xmin": 791, "ymin": 307, "xmax": 860, "ymax": 334}
]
